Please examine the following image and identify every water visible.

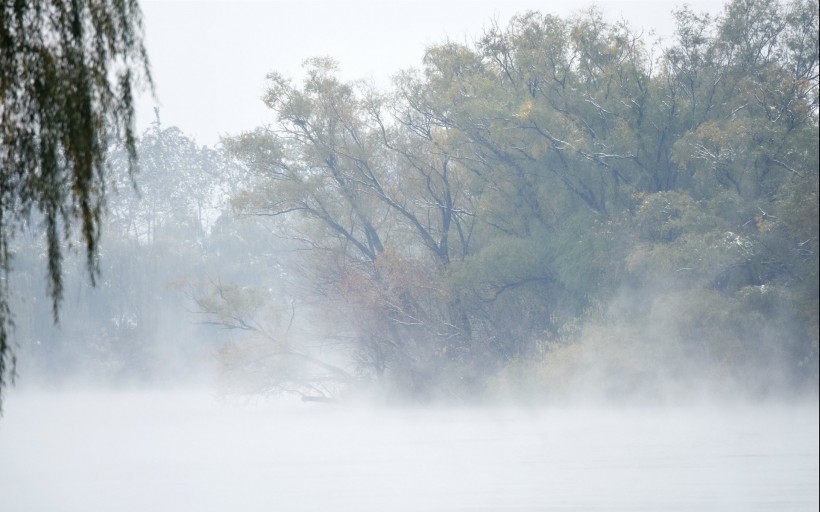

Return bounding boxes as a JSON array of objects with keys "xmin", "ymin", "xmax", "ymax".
[{"xmin": 1, "ymin": 389, "xmax": 817, "ymax": 511}]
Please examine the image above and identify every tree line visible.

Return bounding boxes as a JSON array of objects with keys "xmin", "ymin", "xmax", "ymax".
[
  {"xmin": 4, "ymin": 0, "xmax": 817, "ymax": 404},
  {"xmin": 217, "ymin": 0, "xmax": 817, "ymax": 401}
]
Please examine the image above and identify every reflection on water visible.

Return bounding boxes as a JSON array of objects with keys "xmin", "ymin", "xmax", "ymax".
[{"xmin": 1, "ymin": 390, "xmax": 817, "ymax": 511}]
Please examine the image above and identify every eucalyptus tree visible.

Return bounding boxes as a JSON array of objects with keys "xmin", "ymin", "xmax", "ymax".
[{"xmin": 0, "ymin": 0, "xmax": 151, "ymax": 408}]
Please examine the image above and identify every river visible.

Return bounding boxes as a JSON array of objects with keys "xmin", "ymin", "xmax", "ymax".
[{"xmin": 1, "ymin": 389, "xmax": 817, "ymax": 511}]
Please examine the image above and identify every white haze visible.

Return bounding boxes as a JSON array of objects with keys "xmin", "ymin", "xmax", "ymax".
[
  {"xmin": 136, "ymin": 0, "xmax": 726, "ymax": 146},
  {"xmin": 0, "ymin": 389, "xmax": 817, "ymax": 512},
  {"xmin": 2, "ymin": 2, "xmax": 817, "ymax": 511}
]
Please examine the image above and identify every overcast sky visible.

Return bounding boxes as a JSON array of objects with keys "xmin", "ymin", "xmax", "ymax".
[{"xmin": 136, "ymin": 0, "xmax": 726, "ymax": 146}]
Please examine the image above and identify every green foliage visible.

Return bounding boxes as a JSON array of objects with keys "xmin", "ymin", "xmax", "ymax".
[
  {"xmin": 218, "ymin": 0, "xmax": 818, "ymax": 401},
  {"xmin": 0, "ymin": 0, "xmax": 151, "ymax": 409}
]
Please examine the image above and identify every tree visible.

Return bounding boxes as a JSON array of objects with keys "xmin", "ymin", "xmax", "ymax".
[
  {"xmin": 7, "ymin": 123, "xmax": 246, "ymax": 391},
  {"xmin": 0, "ymin": 0, "xmax": 151, "ymax": 409},
  {"xmin": 107, "ymin": 111, "xmax": 232, "ymax": 244},
  {"xmin": 220, "ymin": 0, "xmax": 816, "ymax": 402}
]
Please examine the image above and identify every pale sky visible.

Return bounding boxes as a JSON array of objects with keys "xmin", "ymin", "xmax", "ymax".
[{"xmin": 136, "ymin": 0, "xmax": 727, "ymax": 146}]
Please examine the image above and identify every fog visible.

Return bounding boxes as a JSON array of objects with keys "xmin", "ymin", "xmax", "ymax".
[
  {"xmin": 1, "ymin": 389, "xmax": 817, "ymax": 511},
  {"xmin": 2, "ymin": 0, "xmax": 819, "ymax": 510},
  {"xmin": 137, "ymin": 0, "xmax": 726, "ymax": 146}
]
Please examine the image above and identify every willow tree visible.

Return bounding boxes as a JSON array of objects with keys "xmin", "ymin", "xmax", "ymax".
[{"xmin": 0, "ymin": 0, "xmax": 151, "ymax": 408}]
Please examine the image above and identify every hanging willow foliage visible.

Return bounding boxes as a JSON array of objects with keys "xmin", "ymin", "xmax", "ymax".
[{"xmin": 0, "ymin": 0, "xmax": 151, "ymax": 409}]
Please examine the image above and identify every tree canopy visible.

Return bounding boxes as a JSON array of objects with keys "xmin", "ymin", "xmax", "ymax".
[{"xmin": 224, "ymin": 0, "xmax": 818, "ymax": 401}]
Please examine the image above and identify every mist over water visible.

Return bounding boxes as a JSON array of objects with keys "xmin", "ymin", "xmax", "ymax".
[
  {"xmin": 1, "ymin": 388, "xmax": 817, "ymax": 511},
  {"xmin": 2, "ymin": 1, "xmax": 818, "ymax": 510}
]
